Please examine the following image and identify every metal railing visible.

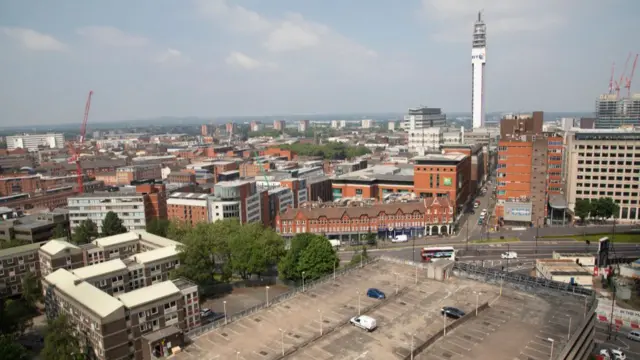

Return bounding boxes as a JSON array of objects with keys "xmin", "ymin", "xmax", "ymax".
[
  {"xmin": 452, "ymin": 262, "xmax": 595, "ymax": 297},
  {"xmin": 185, "ymin": 257, "xmax": 379, "ymax": 339}
]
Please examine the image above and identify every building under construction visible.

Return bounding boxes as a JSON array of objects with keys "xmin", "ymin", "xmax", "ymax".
[{"xmin": 595, "ymin": 93, "xmax": 640, "ymax": 129}]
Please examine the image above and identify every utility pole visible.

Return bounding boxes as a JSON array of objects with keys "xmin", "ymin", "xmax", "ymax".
[
  {"xmin": 465, "ymin": 216, "xmax": 469, "ymax": 251},
  {"xmin": 412, "ymin": 236, "xmax": 416, "ymax": 262}
]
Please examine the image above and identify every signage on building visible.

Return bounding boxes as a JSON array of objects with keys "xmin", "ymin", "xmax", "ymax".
[
  {"xmin": 471, "ymin": 48, "xmax": 486, "ymax": 64},
  {"xmin": 503, "ymin": 202, "xmax": 532, "ymax": 222},
  {"xmin": 443, "ymin": 178, "xmax": 452, "ymax": 186}
]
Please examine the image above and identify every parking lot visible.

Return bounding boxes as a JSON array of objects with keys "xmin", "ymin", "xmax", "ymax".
[
  {"xmin": 416, "ymin": 290, "xmax": 586, "ymax": 360},
  {"xmin": 287, "ymin": 275, "xmax": 499, "ymax": 360},
  {"xmin": 175, "ymin": 260, "xmax": 430, "ymax": 360}
]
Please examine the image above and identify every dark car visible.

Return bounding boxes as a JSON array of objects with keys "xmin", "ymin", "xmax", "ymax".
[
  {"xmin": 367, "ymin": 288, "xmax": 386, "ymax": 299},
  {"xmin": 441, "ymin": 307, "xmax": 465, "ymax": 319},
  {"xmin": 201, "ymin": 308, "xmax": 225, "ymax": 323}
]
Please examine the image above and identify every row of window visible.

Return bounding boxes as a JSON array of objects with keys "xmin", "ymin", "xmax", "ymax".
[
  {"xmin": 575, "ymin": 144, "xmax": 640, "ymax": 150},
  {"xmin": 578, "ymin": 168, "xmax": 640, "ymax": 174}
]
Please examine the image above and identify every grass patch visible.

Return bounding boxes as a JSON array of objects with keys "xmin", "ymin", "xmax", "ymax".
[
  {"xmin": 471, "ymin": 237, "xmax": 520, "ymax": 244},
  {"xmin": 541, "ymin": 233, "xmax": 640, "ymax": 243}
]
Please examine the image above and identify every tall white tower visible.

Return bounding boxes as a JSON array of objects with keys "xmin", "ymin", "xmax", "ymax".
[{"xmin": 471, "ymin": 11, "xmax": 487, "ymax": 129}]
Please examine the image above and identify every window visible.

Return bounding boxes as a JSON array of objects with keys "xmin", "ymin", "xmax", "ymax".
[{"xmin": 150, "ymin": 307, "xmax": 158, "ymax": 315}]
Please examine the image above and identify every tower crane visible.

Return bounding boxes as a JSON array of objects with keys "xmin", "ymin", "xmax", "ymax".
[
  {"xmin": 608, "ymin": 62, "xmax": 615, "ymax": 94},
  {"xmin": 615, "ymin": 53, "xmax": 632, "ymax": 97},
  {"xmin": 625, "ymin": 54, "xmax": 638, "ymax": 98},
  {"xmin": 68, "ymin": 91, "xmax": 93, "ymax": 194}
]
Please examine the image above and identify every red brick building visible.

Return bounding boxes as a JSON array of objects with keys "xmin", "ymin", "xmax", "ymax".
[
  {"xmin": 276, "ymin": 197, "xmax": 455, "ymax": 244},
  {"xmin": 413, "ymin": 153, "xmax": 471, "ymax": 213},
  {"xmin": 167, "ymin": 192, "xmax": 209, "ymax": 226}
]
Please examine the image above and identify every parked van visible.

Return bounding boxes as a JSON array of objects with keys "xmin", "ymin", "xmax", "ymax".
[
  {"xmin": 392, "ymin": 234, "xmax": 408, "ymax": 243},
  {"xmin": 350, "ymin": 315, "xmax": 377, "ymax": 331},
  {"xmin": 501, "ymin": 251, "xmax": 518, "ymax": 259},
  {"xmin": 628, "ymin": 330, "xmax": 640, "ymax": 342},
  {"xmin": 328, "ymin": 239, "xmax": 341, "ymax": 249}
]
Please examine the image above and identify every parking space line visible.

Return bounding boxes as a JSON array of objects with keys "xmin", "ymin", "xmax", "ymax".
[
  {"xmin": 442, "ymin": 337, "xmax": 472, "ymax": 352},
  {"xmin": 523, "ymin": 344, "xmax": 551, "ymax": 357}
]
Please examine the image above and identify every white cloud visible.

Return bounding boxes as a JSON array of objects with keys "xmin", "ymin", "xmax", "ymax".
[
  {"xmin": 76, "ymin": 26, "xmax": 149, "ymax": 47},
  {"xmin": 225, "ymin": 51, "xmax": 264, "ymax": 70},
  {"xmin": 264, "ymin": 21, "xmax": 321, "ymax": 53},
  {"xmin": 155, "ymin": 48, "xmax": 191, "ymax": 65},
  {"xmin": 197, "ymin": 0, "xmax": 376, "ymax": 60},
  {"xmin": 422, "ymin": 0, "xmax": 569, "ymax": 42},
  {"xmin": 2, "ymin": 27, "xmax": 67, "ymax": 51}
]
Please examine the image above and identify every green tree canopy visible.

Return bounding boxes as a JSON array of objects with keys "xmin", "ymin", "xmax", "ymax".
[
  {"xmin": 21, "ymin": 270, "xmax": 42, "ymax": 309},
  {"xmin": 297, "ymin": 235, "xmax": 340, "ymax": 281},
  {"xmin": 166, "ymin": 220, "xmax": 192, "ymax": 243},
  {"xmin": 278, "ymin": 233, "xmax": 316, "ymax": 281},
  {"xmin": 0, "ymin": 335, "xmax": 28, "ymax": 360},
  {"xmin": 574, "ymin": 199, "xmax": 592, "ymax": 223},
  {"xmin": 41, "ymin": 314, "xmax": 83, "ymax": 360},
  {"xmin": 101, "ymin": 211, "xmax": 127, "ymax": 237},
  {"xmin": 277, "ymin": 142, "xmax": 370, "ymax": 160},
  {"xmin": 146, "ymin": 218, "xmax": 170, "ymax": 237},
  {"xmin": 71, "ymin": 219, "xmax": 98, "ymax": 245},
  {"xmin": 51, "ymin": 223, "xmax": 68, "ymax": 240},
  {"xmin": 0, "ymin": 299, "xmax": 33, "ymax": 336}
]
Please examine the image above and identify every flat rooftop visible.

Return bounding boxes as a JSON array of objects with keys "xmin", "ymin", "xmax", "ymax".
[{"xmin": 174, "ymin": 259, "xmax": 589, "ymax": 360}]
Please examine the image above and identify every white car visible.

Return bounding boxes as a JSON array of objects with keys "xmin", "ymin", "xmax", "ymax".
[
  {"xmin": 501, "ymin": 252, "xmax": 517, "ymax": 259},
  {"xmin": 601, "ymin": 348, "xmax": 627, "ymax": 360},
  {"xmin": 350, "ymin": 315, "xmax": 377, "ymax": 332},
  {"xmin": 392, "ymin": 234, "xmax": 408, "ymax": 243}
]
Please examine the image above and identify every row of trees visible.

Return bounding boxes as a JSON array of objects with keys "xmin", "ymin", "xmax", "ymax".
[
  {"xmin": 574, "ymin": 197, "xmax": 621, "ymax": 223},
  {"xmin": 0, "ymin": 271, "xmax": 42, "ymax": 359},
  {"xmin": 278, "ymin": 142, "xmax": 371, "ymax": 160},
  {"xmin": 69, "ymin": 211, "xmax": 128, "ymax": 244}
]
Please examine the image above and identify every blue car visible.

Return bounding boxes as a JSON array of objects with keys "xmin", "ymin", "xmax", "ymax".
[{"xmin": 367, "ymin": 288, "xmax": 385, "ymax": 299}]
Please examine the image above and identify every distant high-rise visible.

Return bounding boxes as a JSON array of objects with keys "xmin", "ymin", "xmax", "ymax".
[
  {"xmin": 201, "ymin": 124, "xmax": 208, "ymax": 136},
  {"xmin": 401, "ymin": 106, "xmax": 447, "ymax": 130},
  {"xmin": 471, "ymin": 11, "xmax": 487, "ymax": 129}
]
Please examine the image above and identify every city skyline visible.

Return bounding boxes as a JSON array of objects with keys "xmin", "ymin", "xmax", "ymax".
[{"xmin": 1, "ymin": 0, "xmax": 639, "ymax": 125}]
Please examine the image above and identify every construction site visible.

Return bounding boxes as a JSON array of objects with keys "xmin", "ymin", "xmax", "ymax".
[{"xmin": 174, "ymin": 257, "xmax": 596, "ymax": 360}]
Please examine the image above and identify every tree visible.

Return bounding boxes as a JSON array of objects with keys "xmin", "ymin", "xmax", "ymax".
[
  {"xmin": 574, "ymin": 199, "xmax": 592, "ymax": 223},
  {"xmin": 0, "ymin": 335, "xmax": 28, "ymax": 360},
  {"xmin": 146, "ymin": 218, "xmax": 170, "ymax": 237},
  {"xmin": 51, "ymin": 223, "xmax": 68, "ymax": 240},
  {"xmin": 364, "ymin": 231, "xmax": 377, "ymax": 247},
  {"xmin": 349, "ymin": 246, "xmax": 369, "ymax": 266},
  {"xmin": 166, "ymin": 220, "xmax": 191, "ymax": 242},
  {"xmin": 0, "ymin": 238, "xmax": 28, "ymax": 249},
  {"xmin": 41, "ymin": 314, "xmax": 83, "ymax": 360},
  {"xmin": 228, "ymin": 223, "xmax": 285, "ymax": 279},
  {"xmin": 21, "ymin": 271, "xmax": 42, "ymax": 309},
  {"xmin": 71, "ymin": 219, "xmax": 98, "ymax": 245},
  {"xmin": 101, "ymin": 211, "xmax": 127, "ymax": 237},
  {"xmin": 296, "ymin": 235, "xmax": 339, "ymax": 281},
  {"xmin": 591, "ymin": 197, "xmax": 620, "ymax": 222},
  {"xmin": 0, "ymin": 299, "xmax": 33, "ymax": 336},
  {"xmin": 278, "ymin": 233, "xmax": 315, "ymax": 281}
]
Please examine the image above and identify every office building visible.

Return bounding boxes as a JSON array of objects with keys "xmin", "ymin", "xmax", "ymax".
[
  {"xmin": 207, "ymin": 180, "xmax": 262, "ymax": 224},
  {"xmin": 402, "ymin": 107, "xmax": 447, "ymax": 131},
  {"xmin": 564, "ymin": 128, "xmax": 640, "ymax": 222},
  {"xmin": 408, "ymin": 127, "xmax": 463, "ymax": 154},
  {"xmin": 413, "ymin": 154, "xmax": 471, "ymax": 212},
  {"xmin": 442, "ymin": 144, "xmax": 486, "ymax": 193},
  {"xmin": 280, "ymin": 178, "xmax": 309, "ymax": 208},
  {"xmin": 0, "ymin": 210, "xmax": 69, "ymax": 243},
  {"xmin": 200, "ymin": 124, "xmax": 208, "ymax": 136},
  {"xmin": 0, "ymin": 242, "xmax": 42, "ymax": 297},
  {"xmin": 6, "ymin": 133, "xmax": 65, "ymax": 151},
  {"xmin": 167, "ymin": 192, "xmax": 210, "ymax": 226},
  {"xmin": 388, "ymin": 121, "xmax": 396, "ymax": 132},
  {"xmin": 68, "ymin": 185, "xmax": 167, "ymax": 234},
  {"xmin": 595, "ymin": 93, "xmax": 640, "ymax": 129},
  {"xmin": 225, "ymin": 122, "xmax": 236, "ymax": 134},
  {"xmin": 471, "ymin": 12, "xmax": 487, "ymax": 129},
  {"xmin": 298, "ymin": 120, "xmax": 310, "ymax": 132},
  {"xmin": 250, "ymin": 121, "xmax": 263, "ymax": 132}
]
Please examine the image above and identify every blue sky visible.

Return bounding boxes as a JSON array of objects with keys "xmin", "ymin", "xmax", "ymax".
[{"xmin": 1, "ymin": 0, "xmax": 639, "ymax": 125}]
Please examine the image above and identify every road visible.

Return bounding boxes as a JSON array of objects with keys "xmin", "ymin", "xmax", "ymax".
[
  {"xmin": 339, "ymin": 242, "xmax": 640, "ymax": 263},
  {"xmin": 595, "ymin": 322, "xmax": 640, "ymax": 358}
]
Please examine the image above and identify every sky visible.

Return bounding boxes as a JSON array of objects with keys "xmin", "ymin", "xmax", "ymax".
[{"xmin": 1, "ymin": 0, "xmax": 639, "ymax": 125}]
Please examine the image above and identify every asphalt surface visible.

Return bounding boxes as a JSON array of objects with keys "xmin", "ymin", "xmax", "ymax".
[{"xmin": 595, "ymin": 322, "xmax": 640, "ymax": 359}]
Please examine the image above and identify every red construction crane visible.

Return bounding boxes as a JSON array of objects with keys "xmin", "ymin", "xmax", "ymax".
[
  {"xmin": 68, "ymin": 91, "xmax": 93, "ymax": 194},
  {"xmin": 609, "ymin": 62, "xmax": 616, "ymax": 94},
  {"xmin": 625, "ymin": 54, "xmax": 638, "ymax": 98},
  {"xmin": 615, "ymin": 53, "xmax": 632, "ymax": 97}
]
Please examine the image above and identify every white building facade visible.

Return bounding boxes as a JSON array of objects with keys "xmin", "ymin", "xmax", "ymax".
[
  {"xmin": 7, "ymin": 133, "xmax": 65, "ymax": 151},
  {"xmin": 67, "ymin": 193, "xmax": 148, "ymax": 233}
]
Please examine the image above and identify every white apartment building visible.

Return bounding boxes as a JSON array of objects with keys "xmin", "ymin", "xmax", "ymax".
[
  {"xmin": 361, "ymin": 119, "xmax": 375, "ymax": 129},
  {"xmin": 408, "ymin": 127, "xmax": 463, "ymax": 154},
  {"xmin": 388, "ymin": 121, "xmax": 396, "ymax": 132},
  {"xmin": 7, "ymin": 133, "xmax": 64, "ymax": 151},
  {"xmin": 565, "ymin": 128, "xmax": 640, "ymax": 222},
  {"xmin": 68, "ymin": 192, "xmax": 148, "ymax": 233}
]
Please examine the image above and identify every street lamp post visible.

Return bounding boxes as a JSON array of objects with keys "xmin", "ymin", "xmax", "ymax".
[
  {"xmin": 394, "ymin": 272, "xmax": 399, "ymax": 295},
  {"xmin": 357, "ymin": 289, "xmax": 361, "ymax": 315},
  {"xmin": 474, "ymin": 292, "xmax": 480, "ymax": 316},
  {"xmin": 465, "ymin": 215, "xmax": 470, "ymax": 252},
  {"xmin": 547, "ymin": 338, "xmax": 554, "ymax": 360},
  {"xmin": 279, "ymin": 328, "xmax": 285, "ymax": 356},
  {"xmin": 410, "ymin": 333, "xmax": 415, "ymax": 360},
  {"xmin": 583, "ymin": 296, "xmax": 588, "ymax": 319},
  {"xmin": 223, "ymin": 301, "xmax": 227, "ymax": 325},
  {"xmin": 567, "ymin": 315, "xmax": 572, "ymax": 340},
  {"xmin": 443, "ymin": 312, "xmax": 447, "ymax": 336},
  {"xmin": 535, "ymin": 218, "xmax": 539, "ymax": 256},
  {"xmin": 266, "ymin": 286, "xmax": 270, "ymax": 306},
  {"xmin": 318, "ymin": 309, "xmax": 323, "ymax": 335},
  {"xmin": 333, "ymin": 261, "xmax": 336, "ymax": 282},
  {"xmin": 236, "ymin": 351, "xmax": 240, "ymax": 360},
  {"xmin": 302, "ymin": 271, "xmax": 306, "ymax": 292},
  {"xmin": 506, "ymin": 243, "xmax": 510, "ymax": 272},
  {"xmin": 412, "ymin": 236, "xmax": 416, "ymax": 262},
  {"xmin": 415, "ymin": 265, "xmax": 418, "ymax": 285}
]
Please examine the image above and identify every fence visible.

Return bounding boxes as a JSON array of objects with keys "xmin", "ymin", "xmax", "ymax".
[
  {"xmin": 185, "ymin": 257, "xmax": 379, "ymax": 339},
  {"xmin": 452, "ymin": 262, "xmax": 595, "ymax": 298}
]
